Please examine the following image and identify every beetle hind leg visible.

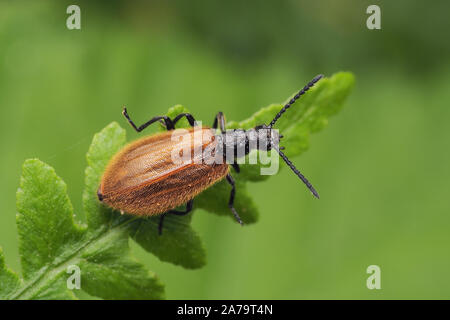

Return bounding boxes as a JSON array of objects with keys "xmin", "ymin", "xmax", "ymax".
[{"xmin": 158, "ymin": 199, "xmax": 194, "ymax": 235}]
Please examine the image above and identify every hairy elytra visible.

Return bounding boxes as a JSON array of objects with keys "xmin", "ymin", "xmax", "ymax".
[
  {"xmin": 99, "ymin": 127, "xmax": 227, "ymax": 216},
  {"xmin": 98, "ymin": 75, "xmax": 324, "ymax": 234}
]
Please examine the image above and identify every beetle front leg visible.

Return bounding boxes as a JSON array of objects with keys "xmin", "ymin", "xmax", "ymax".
[
  {"xmin": 225, "ymin": 174, "xmax": 243, "ymax": 225},
  {"xmin": 122, "ymin": 107, "xmax": 175, "ymax": 132},
  {"xmin": 158, "ymin": 199, "xmax": 194, "ymax": 235}
]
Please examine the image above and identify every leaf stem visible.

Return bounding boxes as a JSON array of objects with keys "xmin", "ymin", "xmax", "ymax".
[{"xmin": 10, "ymin": 218, "xmax": 137, "ymax": 300}]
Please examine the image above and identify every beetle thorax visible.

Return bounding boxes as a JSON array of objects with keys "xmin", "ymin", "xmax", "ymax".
[{"xmin": 215, "ymin": 125, "xmax": 279, "ymax": 162}]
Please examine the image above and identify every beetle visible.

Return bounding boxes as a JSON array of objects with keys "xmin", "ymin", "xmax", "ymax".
[{"xmin": 98, "ymin": 74, "xmax": 323, "ymax": 234}]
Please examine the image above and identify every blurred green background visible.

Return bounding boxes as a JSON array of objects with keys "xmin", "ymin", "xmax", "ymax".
[{"xmin": 1, "ymin": 0, "xmax": 449, "ymax": 299}]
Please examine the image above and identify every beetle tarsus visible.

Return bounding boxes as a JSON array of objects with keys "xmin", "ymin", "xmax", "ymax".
[
  {"xmin": 231, "ymin": 207, "xmax": 244, "ymax": 226},
  {"xmin": 225, "ymin": 173, "xmax": 244, "ymax": 225}
]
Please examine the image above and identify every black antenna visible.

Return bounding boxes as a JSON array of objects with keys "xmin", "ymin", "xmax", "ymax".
[
  {"xmin": 274, "ymin": 146, "xmax": 319, "ymax": 199},
  {"xmin": 269, "ymin": 74, "xmax": 324, "ymax": 128}
]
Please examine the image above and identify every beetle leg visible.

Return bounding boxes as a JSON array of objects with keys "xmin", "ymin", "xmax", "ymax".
[
  {"xmin": 231, "ymin": 163, "xmax": 240, "ymax": 173},
  {"xmin": 225, "ymin": 174, "xmax": 244, "ymax": 225},
  {"xmin": 122, "ymin": 107, "xmax": 175, "ymax": 132},
  {"xmin": 212, "ymin": 112, "xmax": 226, "ymax": 133},
  {"xmin": 172, "ymin": 113, "xmax": 197, "ymax": 127},
  {"xmin": 158, "ymin": 199, "xmax": 194, "ymax": 235}
]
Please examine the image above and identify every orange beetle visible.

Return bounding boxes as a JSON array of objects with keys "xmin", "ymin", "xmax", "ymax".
[{"xmin": 98, "ymin": 75, "xmax": 323, "ymax": 233}]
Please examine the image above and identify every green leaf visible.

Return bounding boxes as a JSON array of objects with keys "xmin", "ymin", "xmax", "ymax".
[
  {"xmin": 78, "ymin": 223, "xmax": 164, "ymax": 300},
  {"xmin": 227, "ymin": 71, "xmax": 355, "ymax": 181},
  {"xmin": 16, "ymin": 159, "xmax": 84, "ymax": 279},
  {"xmin": 277, "ymin": 72, "xmax": 355, "ymax": 157},
  {"xmin": 129, "ymin": 214, "xmax": 206, "ymax": 269},
  {"xmin": 3, "ymin": 127, "xmax": 164, "ymax": 300},
  {"xmin": 0, "ymin": 72, "xmax": 353, "ymax": 299}
]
